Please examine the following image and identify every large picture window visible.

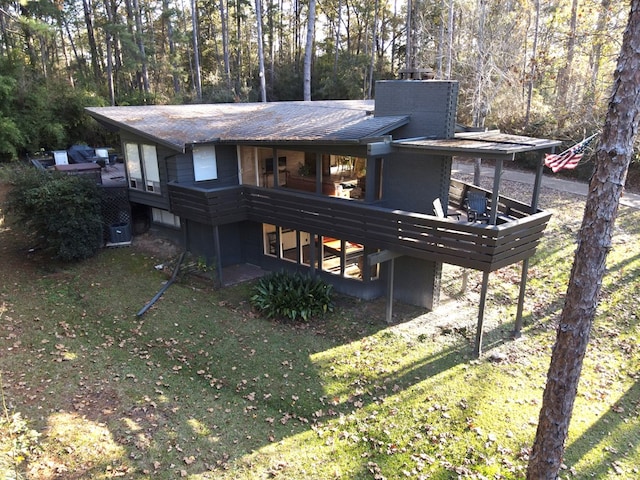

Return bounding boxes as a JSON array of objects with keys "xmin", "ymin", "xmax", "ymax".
[{"xmin": 193, "ymin": 145, "xmax": 218, "ymax": 181}]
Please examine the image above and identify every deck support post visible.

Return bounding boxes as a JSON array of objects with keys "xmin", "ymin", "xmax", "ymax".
[
  {"xmin": 475, "ymin": 270, "xmax": 491, "ymax": 357},
  {"xmin": 315, "ymin": 153, "xmax": 322, "ymax": 194},
  {"xmin": 489, "ymin": 158, "xmax": 506, "ymax": 225},
  {"xmin": 214, "ymin": 225, "xmax": 223, "ymax": 286},
  {"xmin": 309, "ymin": 233, "xmax": 317, "ymax": 275},
  {"xmin": 514, "ymin": 155, "xmax": 545, "ymax": 337},
  {"xmin": 386, "ymin": 257, "xmax": 395, "ymax": 324},
  {"xmin": 513, "ymin": 258, "xmax": 529, "ymax": 338},
  {"xmin": 531, "ymin": 155, "xmax": 545, "ymax": 212}
]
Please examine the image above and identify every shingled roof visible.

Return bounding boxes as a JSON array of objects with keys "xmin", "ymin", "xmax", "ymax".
[{"xmin": 86, "ymin": 101, "xmax": 410, "ymax": 152}]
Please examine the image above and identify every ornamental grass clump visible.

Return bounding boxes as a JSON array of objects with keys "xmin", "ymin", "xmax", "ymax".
[{"xmin": 250, "ymin": 271, "xmax": 334, "ymax": 322}]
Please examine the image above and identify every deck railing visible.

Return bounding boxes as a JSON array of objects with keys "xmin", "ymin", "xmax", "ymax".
[{"xmin": 168, "ymin": 181, "xmax": 551, "ymax": 272}]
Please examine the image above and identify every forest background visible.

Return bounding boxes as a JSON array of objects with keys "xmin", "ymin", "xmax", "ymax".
[{"xmin": 0, "ymin": 0, "xmax": 635, "ymax": 185}]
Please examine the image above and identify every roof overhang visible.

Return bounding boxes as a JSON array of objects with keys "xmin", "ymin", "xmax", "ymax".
[{"xmin": 86, "ymin": 103, "xmax": 409, "ymax": 153}]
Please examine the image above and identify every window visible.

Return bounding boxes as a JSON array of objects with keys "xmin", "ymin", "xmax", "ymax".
[
  {"xmin": 152, "ymin": 208, "xmax": 181, "ymax": 228},
  {"xmin": 125, "ymin": 142, "xmax": 161, "ymax": 194},
  {"xmin": 193, "ymin": 145, "xmax": 218, "ymax": 181},
  {"xmin": 142, "ymin": 144, "xmax": 160, "ymax": 192},
  {"xmin": 262, "ymin": 224, "xmax": 375, "ymax": 281},
  {"xmin": 263, "ymin": 224, "xmax": 310, "ymax": 264},
  {"xmin": 125, "ymin": 143, "xmax": 142, "ymax": 189}
]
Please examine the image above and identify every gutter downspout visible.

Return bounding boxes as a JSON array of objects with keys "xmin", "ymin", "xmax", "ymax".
[{"xmin": 137, "ymin": 252, "xmax": 186, "ymax": 317}]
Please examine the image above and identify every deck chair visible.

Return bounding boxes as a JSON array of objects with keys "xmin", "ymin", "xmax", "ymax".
[
  {"xmin": 433, "ymin": 197, "xmax": 460, "ymax": 220},
  {"xmin": 94, "ymin": 147, "xmax": 110, "ymax": 168},
  {"xmin": 52, "ymin": 150, "xmax": 69, "ymax": 165},
  {"xmin": 466, "ymin": 191, "xmax": 490, "ymax": 222}
]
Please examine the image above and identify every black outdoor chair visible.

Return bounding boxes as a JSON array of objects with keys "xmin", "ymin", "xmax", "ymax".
[{"xmin": 466, "ymin": 191, "xmax": 490, "ymax": 223}]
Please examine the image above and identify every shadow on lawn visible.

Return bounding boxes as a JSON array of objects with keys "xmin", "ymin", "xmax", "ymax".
[
  {"xmin": 564, "ymin": 379, "xmax": 640, "ymax": 477},
  {"xmin": 3, "ymin": 182, "xmax": 639, "ymax": 478}
]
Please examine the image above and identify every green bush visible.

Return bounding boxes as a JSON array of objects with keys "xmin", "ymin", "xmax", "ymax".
[
  {"xmin": 5, "ymin": 166, "xmax": 103, "ymax": 261},
  {"xmin": 250, "ymin": 271, "xmax": 334, "ymax": 322}
]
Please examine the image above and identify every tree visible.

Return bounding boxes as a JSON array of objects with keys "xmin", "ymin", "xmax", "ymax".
[
  {"xmin": 524, "ymin": 0, "xmax": 540, "ymax": 127},
  {"xmin": 255, "ymin": 0, "xmax": 267, "ymax": 102},
  {"xmin": 303, "ymin": 0, "xmax": 316, "ymax": 101},
  {"xmin": 555, "ymin": 0, "xmax": 579, "ymax": 127},
  {"xmin": 527, "ymin": 2, "xmax": 640, "ymax": 478},
  {"xmin": 191, "ymin": 0, "xmax": 202, "ymax": 101}
]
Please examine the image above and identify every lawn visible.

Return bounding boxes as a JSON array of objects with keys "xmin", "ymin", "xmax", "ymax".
[{"xmin": 1, "ymin": 177, "xmax": 639, "ymax": 479}]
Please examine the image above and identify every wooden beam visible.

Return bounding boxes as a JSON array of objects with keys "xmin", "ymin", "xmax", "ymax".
[
  {"xmin": 367, "ymin": 249, "xmax": 403, "ymax": 265},
  {"xmin": 367, "ymin": 141, "xmax": 393, "ymax": 156}
]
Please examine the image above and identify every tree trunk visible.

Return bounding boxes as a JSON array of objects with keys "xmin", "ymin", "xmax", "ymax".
[
  {"xmin": 472, "ymin": 0, "xmax": 487, "ymax": 186},
  {"xmin": 82, "ymin": 0, "xmax": 101, "ymax": 84},
  {"xmin": 132, "ymin": 0, "xmax": 150, "ymax": 94},
  {"xmin": 219, "ymin": 0, "xmax": 231, "ymax": 90},
  {"xmin": 303, "ymin": 0, "xmax": 316, "ymax": 101},
  {"xmin": 524, "ymin": 0, "xmax": 540, "ymax": 127},
  {"xmin": 162, "ymin": 0, "xmax": 180, "ymax": 95},
  {"xmin": 527, "ymin": 2, "xmax": 640, "ymax": 478},
  {"xmin": 405, "ymin": 0, "xmax": 413, "ymax": 71},
  {"xmin": 367, "ymin": 0, "xmax": 378, "ymax": 99},
  {"xmin": 555, "ymin": 0, "xmax": 578, "ymax": 125},
  {"xmin": 102, "ymin": 0, "xmax": 116, "ymax": 104},
  {"xmin": 588, "ymin": 0, "xmax": 612, "ymax": 103},
  {"xmin": 445, "ymin": 0, "xmax": 454, "ymax": 79},
  {"xmin": 255, "ymin": 0, "xmax": 267, "ymax": 102},
  {"xmin": 191, "ymin": 0, "xmax": 202, "ymax": 101},
  {"xmin": 235, "ymin": 0, "xmax": 243, "ymax": 94},
  {"xmin": 334, "ymin": 0, "xmax": 342, "ymax": 78}
]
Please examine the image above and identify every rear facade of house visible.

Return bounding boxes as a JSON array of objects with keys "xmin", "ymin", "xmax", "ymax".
[{"xmin": 87, "ymin": 80, "xmax": 552, "ymax": 311}]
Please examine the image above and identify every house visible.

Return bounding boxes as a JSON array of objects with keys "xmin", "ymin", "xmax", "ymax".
[{"xmin": 86, "ymin": 80, "xmax": 560, "ymax": 355}]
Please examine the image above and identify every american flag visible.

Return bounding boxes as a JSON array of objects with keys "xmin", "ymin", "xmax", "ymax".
[{"xmin": 544, "ymin": 133, "xmax": 598, "ymax": 173}]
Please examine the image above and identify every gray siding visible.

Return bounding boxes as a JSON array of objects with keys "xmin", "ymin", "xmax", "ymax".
[
  {"xmin": 168, "ymin": 145, "xmax": 239, "ymax": 188},
  {"xmin": 375, "ymin": 80, "xmax": 458, "ymax": 140},
  {"xmin": 166, "ymin": 153, "xmax": 193, "ymax": 183},
  {"xmin": 379, "ymin": 152, "xmax": 451, "ymax": 214}
]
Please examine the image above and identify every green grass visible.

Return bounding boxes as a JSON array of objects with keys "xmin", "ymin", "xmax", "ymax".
[{"xmin": 1, "ymin": 180, "xmax": 639, "ymax": 479}]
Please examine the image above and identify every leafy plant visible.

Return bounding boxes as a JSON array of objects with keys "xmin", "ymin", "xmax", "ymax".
[
  {"xmin": 5, "ymin": 166, "xmax": 103, "ymax": 261},
  {"xmin": 250, "ymin": 271, "xmax": 334, "ymax": 322},
  {"xmin": 1, "ymin": 374, "xmax": 40, "ymax": 480}
]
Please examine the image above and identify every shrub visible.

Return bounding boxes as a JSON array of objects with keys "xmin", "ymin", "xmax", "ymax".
[
  {"xmin": 5, "ymin": 166, "xmax": 103, "ymax": 261},
  {"xmin": 250, "ymin": 271, "xmax": 334, "ymax": 322},
  {"xmin": 0, "ymin": 411, "xmax": 41, "ymax": 479}
]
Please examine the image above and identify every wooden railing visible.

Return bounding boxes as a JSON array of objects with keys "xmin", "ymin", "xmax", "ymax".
[
  {"xmin": 168, "ymin": 183, "xmax": 248, "ymax": 225},
  {"xmin": 168, "ymin": 181, "xmax": 551, "ymax": 272}
]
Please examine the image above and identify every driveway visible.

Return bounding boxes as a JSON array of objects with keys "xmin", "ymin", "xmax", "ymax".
[{"xmin": 452, "ymin": 159, "xmax": 640, "ymax": 210}]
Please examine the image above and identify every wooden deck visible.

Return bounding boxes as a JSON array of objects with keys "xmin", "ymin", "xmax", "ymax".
[{"xmin": 168, "ymin": 180, "xmax": 550, "ymax": 273}]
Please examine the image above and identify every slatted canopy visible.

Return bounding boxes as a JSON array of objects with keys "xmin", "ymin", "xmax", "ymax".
[{"xmin": 394, "ymin": 131, "xmax": 562, "ymax": 160}]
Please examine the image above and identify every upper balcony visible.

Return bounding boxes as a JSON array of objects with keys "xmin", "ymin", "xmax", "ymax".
[{"xmin": 167, "ymin": 178, "xmax": 550, "ymax": 273}]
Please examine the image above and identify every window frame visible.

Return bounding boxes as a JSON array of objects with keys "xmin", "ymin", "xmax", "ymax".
[
  {"xmin": 124, "ymin": 142, "xmax": 161, "ymax": 194},
  {"xmin": 193, "ymin": 145, "xmax": 218, "ymax": 181}
]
